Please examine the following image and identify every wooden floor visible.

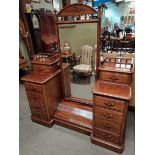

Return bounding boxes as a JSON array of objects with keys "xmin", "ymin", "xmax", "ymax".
[{"xmin": 54, "ymin": 99, "xmax": 93, "ymax": 135}]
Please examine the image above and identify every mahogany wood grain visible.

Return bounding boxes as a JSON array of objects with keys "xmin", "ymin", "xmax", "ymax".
[
  {"xmin": 94, "ymin": 118, "xmax": 122, "ymax": 135},
  {"xmin": 63, "ymin": 63, "xmax": 71, "ymax": 97},
  {"xmin": 95, "ymin": 107, "xmax": 123, "ymax": 123},
  {"xmin": 65, "ymin": 96, "xmax": 93, "ymax": 106},
  {"xmin": 92, "ymin": 81, "xmax": 132, "ymax": 100},
  {"xmin": 19, "ymin": 59, "xmax": 28, "ymax": 69},
  {"xmin": 94, "ymin": 95, "xmax": 126, "ymax": 112},
  {"xmin": 54, "ymin": 100, "xmax": 93, "ymax": 132},
  {"xmin": 22, "ymin": 70, "xmax": 61, "ymax": 84},
  {"xmin": 94, "ymin": 128, "xmax": 120, "ymax": 144},
  {"xmin": 99, "ymin": 71, "xmax": 132, "ymax": 85},
  {"xmin": 91, "ymin": 133, "xmax": 124, "ymax": 154},
  {"xmin": 24, "ymin": 82, "xmax": 43, "ymax": 93},
  {"xmin": 57, "ymin": 3, "xmax": 97, "ymax": 17}
]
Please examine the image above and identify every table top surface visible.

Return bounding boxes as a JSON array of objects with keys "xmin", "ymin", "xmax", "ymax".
[
  {"xmin": 62, "ymin": 53, "xmax": 73, "ymax": 58},
  {"xmin": 92, "ymin": 81, "xmax": 132, "ymax": 100}
]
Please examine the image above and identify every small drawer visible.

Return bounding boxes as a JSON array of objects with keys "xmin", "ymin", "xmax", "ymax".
[
  {"xmin": 24, "ymin": 82, "xmax": 43, "ymax": 93},
  {"xmin": 94, "ymin": 117, "xmax": 122, "ymax": 134},
  {"xmin": 29, "ymin": 101, "xmax": 46, "ymax": 112},
  {"xmin": 51, "ymin": 63, "xmax": 59, "ymax": 73},
  {"xmin": 32, "ymin": 110, "xmax": 48, "ymax": 120},
  {"xmin": 99, "ymin": 71, "xmax": 131, "ymax": 85},
  {"xmin": 33, "ymin": 64, "xmax": 51, "ymax": 73},
  {"xmin": 95, "ymin": 107, "xmax": 123, "ymax": 123},
  {"xmin": 95, "ymin": 95, "xmax": 125, "ymax": 112},
  {"xmin": 26, "ymin": 91, "xmax": 45, "ymax": 106},
  {"xmin": 94, "ymin": 128, "xmax": 120, "ymax": 144}
]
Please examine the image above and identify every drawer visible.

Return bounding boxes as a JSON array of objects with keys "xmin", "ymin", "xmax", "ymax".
[
  {"xmin": 32, "ymin": 110, "xmax": 48, "ymax": 120},
  {"xmin": 95, "ymin": 95, "xmax": 125, "ymax": 112},
  {"xmin": 26, "ymin": 91, "xmax": 45, "ymax": 106},
  {"xmin": 94, "ymin": 117, "xmax": 122, "ymax": 134},
  {"xmin": 24, "ymin": 82, "xmax": 43, "ymax": 93},
  {"xmin": 51, "ymin": 63, "xmax": 60, "ymax": 73},
  {"xmin": 33, "ymin": 64, "xmax": 51, "ymax": 73},
  {"xmin": 95, "ymin": 106, "xmax": 123, "ymax": 123},
  {"xmin": 94, "ymin": 128, "xmax": 120, "ymax": 144},
  {"xmin": 99, "ymin": 71, "xmax": 131, "ymax": 85}
]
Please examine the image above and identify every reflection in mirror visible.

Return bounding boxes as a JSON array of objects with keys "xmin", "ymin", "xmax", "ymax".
[{"xmin": 58, "ymin": 23, "xmax": 97, "ymax": 100}]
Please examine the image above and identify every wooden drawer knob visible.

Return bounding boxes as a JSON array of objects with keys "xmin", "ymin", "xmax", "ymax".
[
  {"xmin": 102, "ymin": 133, "xmax": 111, "ymax": 138},
  {"xmin": 109, "ymin": 75, "xmax": 119, "ymax": 81},
  {"xmin": 32, "ymin": 96, "xmax": 39, "ymax": 100},
  {"xmin": 31, "ymin": 87, "xmax": 36, "ymax": 91},
  {"xmin": 103, "ymin": 113, "xmax": 113, "ymax": 119},
  {"xmin": 38, "ymin": 67, "xmax": 44, "ymax": 71},
  {"xmin": 103, "ymin": 123, "xmax": 112, "ymax": 128},
  {"xmin": 104, "ymin": 102, "xmax": 115, "ymax": 107}
]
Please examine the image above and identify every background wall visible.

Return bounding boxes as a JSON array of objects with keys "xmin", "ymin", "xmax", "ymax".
[
  {"xmin": 102, "ymin": 2, "xmax": 133, "ymax": 27},
  {"xmin": 31, "ymin": 0, "xmax": 62, "ymax": 12},
  {"xmin": 59, "ymin": 23, "xmax": 97, "ymax": 69}
]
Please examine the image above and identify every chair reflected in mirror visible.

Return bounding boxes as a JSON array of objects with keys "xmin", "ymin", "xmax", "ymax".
[{"xmin": 73, "ymin": 45, "xmax": 93, "ymax": 84}]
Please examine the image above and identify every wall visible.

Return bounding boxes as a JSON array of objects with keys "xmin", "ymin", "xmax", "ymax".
[
  {"xmin": 103, "ymin": 2, "xmax": 132, "ymax": 27},
  {"xmin": 31, "ymin": 0, "xmax": 61, "ymax": 12},
  {"xmin": 19, "ymin": 32, "xmax": 31, "ymax": 66},
  {"xmin": 58, "ymin": 23, "xmax": 97, "ymax": 68}
]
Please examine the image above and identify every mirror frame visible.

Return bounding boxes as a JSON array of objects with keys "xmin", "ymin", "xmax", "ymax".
[{"xmin": 56, "ymin": 3, "xmax": 101, "ymax": 103}]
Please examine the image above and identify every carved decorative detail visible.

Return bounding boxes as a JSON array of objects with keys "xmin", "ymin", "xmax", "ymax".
[{"xmin": 58, "ymin": 3, "xmax": 97, "ymax": 17}]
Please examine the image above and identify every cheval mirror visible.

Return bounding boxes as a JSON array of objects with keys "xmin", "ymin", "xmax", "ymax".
[{"xmin": 57, "ymin": 3, "xmax": 101, "ymax": 102}]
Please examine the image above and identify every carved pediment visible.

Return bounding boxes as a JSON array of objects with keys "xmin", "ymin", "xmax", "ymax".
[{"xmin": 58, "ymin": 3, "xmax": 97, "ymax": 17}]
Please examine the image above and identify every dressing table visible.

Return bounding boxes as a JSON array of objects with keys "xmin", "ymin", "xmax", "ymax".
[{"xmin": 22, "ymin": 4, "xmax": 134, "ymax": 154}]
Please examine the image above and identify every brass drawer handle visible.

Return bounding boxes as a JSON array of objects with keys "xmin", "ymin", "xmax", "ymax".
[
  {"xmin": 104, "ymin": 102, "xmax": 115, "ymax": 107},
  {"xmin": 103, "ymin": 123, "xmax": 112, "ymax": 128},
  {"xmin": 103, "ymin": 113, "xmax": 113, "ymax": 119},
  {"xmin": 102, "ymin": 133, "xmax": 111, "ymax": 138}
]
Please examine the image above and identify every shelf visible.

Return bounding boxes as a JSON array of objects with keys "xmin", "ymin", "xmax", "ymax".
[{"xmin": 54, "ymin": 99, "xmax": 93, "ymax": 135}]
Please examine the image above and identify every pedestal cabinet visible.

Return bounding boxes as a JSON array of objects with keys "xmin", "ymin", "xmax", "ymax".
[
  {"xmin": 91, "ymin": 57, "xmax": 134, "ymax": 153},
  {"xmin": 21, "ymin": 53, "xmax": 69, "ymax": 127}
]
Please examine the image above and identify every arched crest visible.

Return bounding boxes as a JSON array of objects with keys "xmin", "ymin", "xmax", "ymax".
[{"xmin": 57, "ymin": 3, "xmax": 98, "ymax": 17}]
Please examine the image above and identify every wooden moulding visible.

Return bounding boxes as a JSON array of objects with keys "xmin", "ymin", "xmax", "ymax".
[
  {"xmin": 90, "ymin": 133, "xmax": 124, "ymax": 154},
  {"xmin": 31, "ymin": 116, "xmax": 55, "ymax": 128},
  {"xmin": 57, "ymin": 3, "xmax": 97, "ymax": 17},
  {"xmin": 54, "ymin": 118, "xmax": 92, "ymax": 136},
  {"xmin": 54, "ymin": 100, "xmax": 93, "ymax": 135}
]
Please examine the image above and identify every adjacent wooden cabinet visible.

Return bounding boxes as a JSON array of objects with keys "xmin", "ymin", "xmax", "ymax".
[
  {"xmin": 91, "ymin": 57, "xmax": 134, "ymax": 153},
  {"xmin": 22, "ymin": 69, "xmax": 63, "ymax": 127},
  {"xmin": 21, "ymin": 53, "xmax": 69, "ymax": 127}
]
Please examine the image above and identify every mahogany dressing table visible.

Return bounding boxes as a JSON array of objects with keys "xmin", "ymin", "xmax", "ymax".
[{"xmin": 22, "ymin": 4, "xmax": 134, "ymax": 154}]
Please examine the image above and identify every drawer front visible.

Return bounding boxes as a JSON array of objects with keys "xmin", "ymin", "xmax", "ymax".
[
  {"xmin": 33, "ymin": 64, "xmax": 51, "ymax": 73},
  {"xmin": 94, "ymin": 117, "xmax": 122, "ymax": 134},
  {"xmin": 26, "ymin": 91, "xmax": 45, "ymax": 107},
  {"xmin": 99, "ymin": 71, "xmax": 131, "ymax": 85},
  {"xmin": 95, "ymin": 107, "xmax": 123, "ymax": 123},
  {"xmin": 95, "ymin": 95, "xmax": 125, "ymax": 112},
  {"xmin": 31, "ymin": 110, "xmax": 48, "ymax": 120},
  {"xmin": 24, "ymin": 82, "xmax": 43, "ymax": 93},
  {"xmin": 94, "ymin": 128, "xmax": 120, "ymax": 144},
  {"xmin": 51, "ymin": 63, "xmax": 59, "ymax": 73}
]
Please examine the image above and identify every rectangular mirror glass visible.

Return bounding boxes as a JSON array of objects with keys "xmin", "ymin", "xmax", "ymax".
[{"xmin": 58, "ymin": 23, "xmax": 97, "ymax": 100}]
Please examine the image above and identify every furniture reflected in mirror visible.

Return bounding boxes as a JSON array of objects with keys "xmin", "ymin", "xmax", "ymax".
[
  {"xmin": 21, "ymin": 3, "xmax": 134, "ymax": 154},
  {"xmin": 39, "ymin": 9, "xmax": 58, "ymax": 52},
  {"xmin": 73, "ymin": 45, "xmax": 93, "ymax": 83},
  {"xmin": 58, "ymin": 22, "xmax": 98, "ymax": 90}
]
